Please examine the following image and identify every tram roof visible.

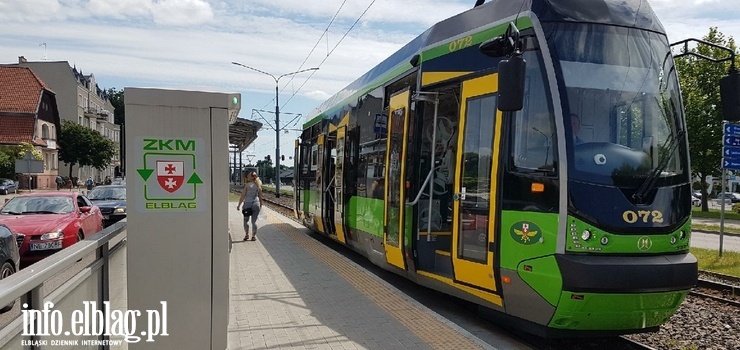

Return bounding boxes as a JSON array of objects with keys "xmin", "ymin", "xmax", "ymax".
[{"xmin": 303, "ymin": 0, "xmax": 664, "ymax": 130}]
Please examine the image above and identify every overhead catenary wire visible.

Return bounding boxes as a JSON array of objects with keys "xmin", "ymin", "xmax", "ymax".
[
  {"xmin": 259, "ymin": 0, "xmax": 350, "ymax": 111},
  {"xmin": 280, "ymin": 0, "xmax": 377, "ymax": 109},
  {"xmin": 248, "ymin": 0, "xmax": 377, "ymax": 162}
]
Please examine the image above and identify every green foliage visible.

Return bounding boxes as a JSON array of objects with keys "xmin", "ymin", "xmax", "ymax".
[
  {"xmin": 675, "ymin": 27, "xmax": 739, "ymax": 212},
  {"xmin": 691, "ymin": 247, "xmax": 740, "ymax": 277},
  {"xmin": 0, "ymin": 143, "xmax": 42, "ymax": 178},
  {"xmin": 58, "ymin": 120, "xmax": 116, "ymax": 178},
  {"xmin": 106, "ymin": 88, "xmax": 124, "ymax": 125},
  {"xmin": 254, "ymin": 159, "xmax": 274, "ymax": 183}
]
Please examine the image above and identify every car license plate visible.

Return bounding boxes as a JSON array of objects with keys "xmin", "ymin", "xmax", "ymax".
[{"xmin": 30, "ymin": 241, "xmax": 63, "ymax": 251}]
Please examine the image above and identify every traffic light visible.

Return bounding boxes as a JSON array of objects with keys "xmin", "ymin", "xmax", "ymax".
[
  {"xmin": 281, "ymin": 155, "xmax": 285, "ymax": 161},
  {"xmin": 266, "ymin": 155, "xmax": 271, "ymax": 161}
]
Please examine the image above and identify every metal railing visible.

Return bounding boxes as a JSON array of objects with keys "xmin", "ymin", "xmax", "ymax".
[{"xmin": 0, "ymin": 220, "xmax": 127, "ymax": 349}]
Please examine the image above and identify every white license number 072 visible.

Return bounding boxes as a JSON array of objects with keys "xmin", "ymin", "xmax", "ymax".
[{"xmin": 30, "ymin": 240, "xmax": 63, "ymax": 251}]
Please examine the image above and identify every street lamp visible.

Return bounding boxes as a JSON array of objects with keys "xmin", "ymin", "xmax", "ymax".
[{"xmin": 231, "ymin": 62, "xmax": 319, "ymax": 198}]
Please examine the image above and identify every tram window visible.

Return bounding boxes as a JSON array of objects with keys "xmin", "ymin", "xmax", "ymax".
[
  {"xmin": 512, "ymin": 50, "xmax": 557, "ymax": 172},
  {"xmin": 513, "ymin": 111, "xmax": 557, "ymax": 171},
  {"xmin": 310, "ymin": 145, "xmax": 318, "ymax": 171}
]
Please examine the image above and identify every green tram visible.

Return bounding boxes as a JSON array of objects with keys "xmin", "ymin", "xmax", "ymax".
[{"xmin": 293, "ymin": 0, "xmax": 697, "ymax": 336}]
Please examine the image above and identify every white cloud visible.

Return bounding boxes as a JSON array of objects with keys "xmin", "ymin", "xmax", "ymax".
[
  {"xmin": 1, "ymin": 0, "xmax": 739, "ymax": 128},
  {"xmin": 151, "ymin": 0, "xmax": 214, "ymax": 26},
  {"xmin": 0, "ymin": 0, "xmax": 213, "ymax": 26},
  {"xmin": 0, "ymin": 0, "xmax": 63, "ymax": 22},
  {"xmin": 88, "ymin": 0, "xmax": 153, "ymax": 19}
]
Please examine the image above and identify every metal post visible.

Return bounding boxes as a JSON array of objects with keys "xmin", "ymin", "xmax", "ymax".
[
  {"xmin": 230, "ymin": 62, "xmax": 318, "ymax": 197},
  {"xmin": 427, "ymin": 96, "xmax": 439, "ymax": 242},
  {"xmin": 720, "ymin": 168, "xmax": 726, "ymax": 257},
  {"xmin": 275, "ymin": 84, "xmax": 281, "ymax": 198}
]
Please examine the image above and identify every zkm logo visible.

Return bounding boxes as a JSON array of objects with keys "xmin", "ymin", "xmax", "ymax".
[{"xmin": 637, "ymin": 236, "xmax": 653, "ymax": 251}]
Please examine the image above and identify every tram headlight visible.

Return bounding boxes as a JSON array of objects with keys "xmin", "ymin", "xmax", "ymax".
[
  {"xmin": 600, "ymin": 236, "xmax": 609, "ymax": 245},
  {"xmin": 581, "ymin": 229, "xmax": 592, "ymax": 241},
  {"xmin": 680, "ymin": 230, "xmax": 686, "ymax": 240},
  {"xmin": 670, "ymin": 236, "xmax": 677, "ymax": 245}
]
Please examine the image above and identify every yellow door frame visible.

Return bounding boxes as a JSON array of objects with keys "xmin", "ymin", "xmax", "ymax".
[
  {"xmin": 334, "ymin": 125, "xmax": 347, "ymax": 243},
  {"xmin": 384, "ymin": 89, "xmax": 411, "ymax": 270},
  {"xmin": 451, "ymin": 73, "xmax": 501, "ymax": 292}
]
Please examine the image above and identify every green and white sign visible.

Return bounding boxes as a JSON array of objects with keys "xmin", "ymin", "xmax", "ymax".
[{"xmin": 135, "ymin": 137, "xmax": 205, "ymax": 212}]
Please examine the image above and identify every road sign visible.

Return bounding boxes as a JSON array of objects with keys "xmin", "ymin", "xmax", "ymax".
[
  {"xmin": 14, "ymin": 152, "xmax": 43, "ymax": 173},
  {"xmin": 724, "ymin": 135, "xmax": 740, "ymax": 147},
  {"xmin": 723, "ymin": 159, "xmax": 740, "ymax": 170},
  {"xmin": 725, "ymin": 123, "xmax": 740, "ymax": 136},
  {"xmin": 725, "ymin": 146, "xmax": 740, "ymax": 158}
]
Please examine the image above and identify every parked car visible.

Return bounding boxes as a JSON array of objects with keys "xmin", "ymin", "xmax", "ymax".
[
  {"xmin": 692, "ymin": 192, "xmax": 702, "ymax": 207},
  {"xmin": 0, "ymin": 178, "xmax": 17, "ymax": 195},
  {"xmin": 715, "ymin": 192, "xmax": 740, "ymax": 203},
  {"xmin": 87, "ymin": 185, "xmax": 126, "ymax": 227},
  {"xmin": 0, "ymin": 223, "xmax": 21, "ymax": 313},
  {"xmin": 0, "ymin": 192, "xmax": 103, "ymax": 267}
]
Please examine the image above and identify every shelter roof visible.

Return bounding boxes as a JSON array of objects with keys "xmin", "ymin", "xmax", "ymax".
[{"xmin": 229, "ymin": 118, "xmax": 262, "ymax": 152}]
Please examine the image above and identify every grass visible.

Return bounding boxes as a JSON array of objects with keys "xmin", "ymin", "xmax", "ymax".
[
  {"xmin": 691, "ymin": 247, "xmax": 740, "ymax": 277},
  {"xmin": 262, "ymin": 185, "xmax": 293, "ymax": 197},
  {"xmin": 228, "ymin": 192, "xmax": 241, "ymax": 202},
  {"xmin": 691, "ymin": 206, "xmax": 740, "ymax": 220}
]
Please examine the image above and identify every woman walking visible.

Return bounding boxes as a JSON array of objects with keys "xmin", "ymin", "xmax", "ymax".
[{"xmin": 236, "ymin": 171, "xmax": 264, "ymax": 241}]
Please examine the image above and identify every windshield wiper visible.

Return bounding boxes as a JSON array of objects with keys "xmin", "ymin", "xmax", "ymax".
[
  {"xmin": 21, "ymin": 210, "xmax": 57, "ymax": 214},
  {"xmin": 0, "ymin": 211, "xmax": 22, "ymax": 215},
  {"xmin": 632, "ymin": 129, "xmax": 686, "ymax": 203}
]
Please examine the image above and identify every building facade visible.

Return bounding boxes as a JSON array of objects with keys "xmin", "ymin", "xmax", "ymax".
[
  {"xmin": 13, "ymin": 57, "xmax": 120, "ymax": 184},
  {"xmin": 0, "ymin": 66, "xmax": 61, "ymax": 189}
]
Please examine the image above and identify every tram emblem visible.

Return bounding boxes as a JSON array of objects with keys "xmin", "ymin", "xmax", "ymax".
[
  {"xmin": 637, "ymin": 236, "xmax": 653, "ymax": 251},
  {"xmin": 511, "ymin": 221, "xmax": 542, "ymax": 245}
]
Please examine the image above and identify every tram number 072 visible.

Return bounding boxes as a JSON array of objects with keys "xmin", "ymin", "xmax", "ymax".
[
  {"xmin": 448, "ymin": 36, "xmax": 473, "ymax": 52},
  {"xmin": 622, "ymin": 210, "xmax": 664, "ymax": 224}
]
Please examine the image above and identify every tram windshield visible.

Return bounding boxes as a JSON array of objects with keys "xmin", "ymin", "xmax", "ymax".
[{"xmin": 546, "ymin": 23, "xmax": 688, "ymax": 188}]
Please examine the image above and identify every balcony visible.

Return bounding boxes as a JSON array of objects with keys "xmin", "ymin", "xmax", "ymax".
[
  {"xmin": 83, "ymin": 107, "xmax": 98, "ymax": 118},
  {"xmin": 97, "ymin": 109, "xmax": 111, "ymax": 120}
]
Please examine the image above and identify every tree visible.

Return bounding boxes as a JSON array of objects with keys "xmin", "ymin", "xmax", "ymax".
[
  {"xmin": 675, "ymin": 27, "xmax": 739, "ymax": 211},
  {"xmin": 0, "ymin": 143, "xmax": 42, "ymax": 179},
  {"xmin": 58, "ymin": 120, "xmax": 116, "ymax": 179},
  {"xmin": 106, "ymin": 88, "xmax": 125, "ymax": 125},
  {"xmin": 255, "ymin": 158, "xmax": 274, "ymax": 183}
]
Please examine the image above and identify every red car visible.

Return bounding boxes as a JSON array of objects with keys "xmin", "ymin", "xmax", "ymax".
[{"xmin": 0, "ymin": 192, "xmax": 103, "ymax": 267}]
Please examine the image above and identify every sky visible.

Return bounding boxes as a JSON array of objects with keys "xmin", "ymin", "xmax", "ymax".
[{"xmin": 1, "ymin": 0, "xmax": 739, "ymax": 165}]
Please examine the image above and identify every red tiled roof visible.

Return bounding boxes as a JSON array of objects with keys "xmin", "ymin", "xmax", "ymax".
[
  {"xmin": 0, "ymin": 66, "xmax": 50, "ymax": 114},
  {"xmin": 0, "ymin": 115, "xmax": 34, "ymax": 145}
]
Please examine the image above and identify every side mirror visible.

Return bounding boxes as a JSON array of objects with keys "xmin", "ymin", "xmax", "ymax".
[
  {"xmin": 498, "ymin": 55, "xmax": 526, "ymax": 111},
  {"xmin": 80, "ymin": 206, "xmax": 92, "ymax": 213},
  {"xmin": 720, "ymin": 71, "xmax": 740, "ymax": 122},
  {"xmin": 479, "ymin": 37, "xmax": 509, "ymax": 58}
]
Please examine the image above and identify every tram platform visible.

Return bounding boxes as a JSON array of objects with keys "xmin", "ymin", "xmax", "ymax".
[{"xmin": 226, "ymin": 202, "xmax": 506, "ymax": 350}]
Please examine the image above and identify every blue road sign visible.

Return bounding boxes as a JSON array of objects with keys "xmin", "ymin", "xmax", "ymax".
[
  {"xmin": 725, "ymin": 135, "xmax": 740, "ymax": 147},
  {"xmin": 725, "ymin": 147, "xmax": 740, "ymax": 158},
  {"xmin": 725, "ymin": 123, "xmax": 740, "ymax": 136},
  {"xmin": 723, "ymin": 159, "xmax": 740, "ymax": 170}
]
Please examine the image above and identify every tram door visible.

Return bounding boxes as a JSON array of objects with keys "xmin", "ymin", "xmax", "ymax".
[
  {"xmin": 322, "ymin": 134, "xmax": 336, "ymax": 237},
  {"xmin": 333, "ymin": 125, "xmax": 347, "ymax": 243},
  {"xmin": 451, "ymin": 74, "xmax": 500, "ymax": 292},
  {"xmin": 384, "ymin": 89, "xmax": 411, "ymax": 270}
]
